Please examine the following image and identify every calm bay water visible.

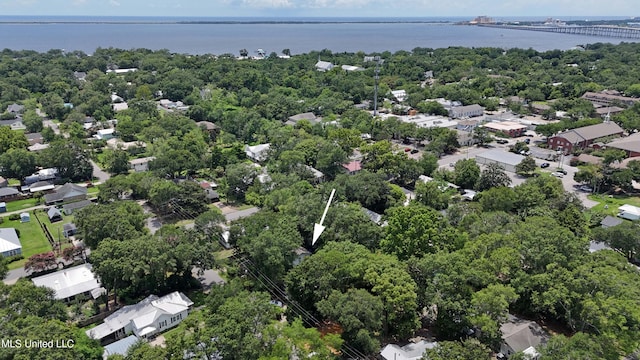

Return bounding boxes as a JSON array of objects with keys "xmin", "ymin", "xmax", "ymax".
[{"xmin": 0, "ymin": 16, "xmax": 635, "ymax": 55}]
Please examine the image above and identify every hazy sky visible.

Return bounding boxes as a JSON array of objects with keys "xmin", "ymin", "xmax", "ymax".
[{"xmin": 1, "ymin": 0, "xmax": 637, "ymax": 18}]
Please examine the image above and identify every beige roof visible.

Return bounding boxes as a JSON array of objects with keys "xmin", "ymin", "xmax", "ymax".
[
  {"xmin": 607, "ymin": 132, "xmax": 640, "ymax": 153},
  {"xmin": 196, "ymin": 121, "xmax": 219, "ymax": 130},
  {"xmin": 554, "ymin": 122, "xmax": 623, "ymax": 143},
  {"xmin": 484, "ymin": 121, "xmax": 527, "ymax": 131},
  {"xmin": 595, "ymin": 106, "xmax": 625, "ymax": 115},
  {"xmin": 576, "ymin": 153, "xmax": 603, "ymax": 165},
  {"xmin": 129, "ymin": 156, "xmax": 156, "ymax": 165}
]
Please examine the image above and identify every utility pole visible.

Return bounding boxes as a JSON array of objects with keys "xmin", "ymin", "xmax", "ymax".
[{"xmin": 373, "ymin": 56, "xmax": 383, "ymax": 117}]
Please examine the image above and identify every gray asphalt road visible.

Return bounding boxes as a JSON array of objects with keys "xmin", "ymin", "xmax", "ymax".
[
  {"xmin": 90, "ymin": 160, "xmax": 111, "ymax": 183},
  {"xmin": 224, "ymin": 207, "xmax": 260, "ymax": 222},
  {"xmin": 43, "ymin": 119, "xmax": 60, "ymax": 135}
]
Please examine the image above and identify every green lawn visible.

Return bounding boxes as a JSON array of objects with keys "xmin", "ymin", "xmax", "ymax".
[
  {"xmin": 1, "ymin": 213, "xmax": 52, "ymax": 270},
  {"xmin": 4, "ymin": 198, "xmax": 40, "ymax": 213},
  {"xmin": 7, "ymin": 178, "xmax": 21, "ymax": 186},
  {"xmin": 45, "ymin": 212, "xmax": 75, "ymax": 247},
  {"xmin": 87, "ymin": 187, "xmax": 100, "ymax": 196},
  {"xmin": 588, "ymin": 194, "xmax": 640, "ymax": 216}
]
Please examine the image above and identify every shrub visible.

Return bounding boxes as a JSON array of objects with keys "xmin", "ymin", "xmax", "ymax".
[
  {"xmin": 5, "ymin": 254, "xmax": 24, "ymax": 264},
  {"xmin": 8, "ymin": 214, "xmax": 19, "ymax": 221},
  {"xmin": 0, "ymin": 217, "xmax": 3, "ymax": 224}
]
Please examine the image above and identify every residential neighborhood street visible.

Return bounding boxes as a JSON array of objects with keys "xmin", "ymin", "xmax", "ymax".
[{"xmin": 90, "ymin": 160, "xmax": 111, "ymax": 183}]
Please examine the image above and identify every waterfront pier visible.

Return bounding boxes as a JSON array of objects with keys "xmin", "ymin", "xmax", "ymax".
[{"xmin": 478, "ymin": 24, "xmax": 640, "ymax": 40}]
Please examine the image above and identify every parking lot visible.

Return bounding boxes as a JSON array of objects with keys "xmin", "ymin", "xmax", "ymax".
[{"xmin": 435, "ymin": 141, "xmax": 599, "ymax": 208}]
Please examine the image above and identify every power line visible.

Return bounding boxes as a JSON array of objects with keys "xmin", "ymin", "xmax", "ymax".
[
  {"xmin": 159, "ymin": 199, "xmax": 372, "ymax": 359},
  {"xmin": 239, "ymin": 258, "xmax": 371, "ymax": 360}
]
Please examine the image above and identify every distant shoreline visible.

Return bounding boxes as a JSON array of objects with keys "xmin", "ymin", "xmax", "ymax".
[{"xmin": 0, "ymin": 20, "xmax": 456, "ymax": 25}]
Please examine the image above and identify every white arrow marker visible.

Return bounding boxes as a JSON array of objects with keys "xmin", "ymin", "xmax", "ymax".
[{"xmin": 312, "ymin": 188, "xmax": 336, "ymax": 246}]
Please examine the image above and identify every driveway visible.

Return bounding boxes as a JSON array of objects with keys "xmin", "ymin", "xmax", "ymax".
[
  {"xmin": 192, "ymin": 267, "xmax": 225, "ymax": 292},
  {"xmin": 138, "ymin": 201, "xmax": 162, "ymax": 234}
]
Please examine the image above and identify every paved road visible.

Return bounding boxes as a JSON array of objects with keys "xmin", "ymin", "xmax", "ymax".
[
  {"xmin": 90, "ymin": 160, "xmax": 111, "ymax": 183},
  {"xmin": 43, "ymin": 119, "xmax": 60, "ymax": 135},
  {"xmin": 1, "ymin": 204, "xmax": 47, "ymax": 217},
  {"xmin": 224, "ymin": 207, "xmax": 260, "ymax": 222}
]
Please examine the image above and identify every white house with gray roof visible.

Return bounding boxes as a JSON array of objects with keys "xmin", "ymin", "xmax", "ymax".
[
  {"xmin": 315, "ymin": 60, "xmax": 334, "ymax": 72},
  {"xmin": 0, "ymin": 228, "xmax": 22, "ymax": 257},
  {"xmin": 245, "ymin": 143, "xmax": 271, "ymax": 162},
  {"xmin": 129, "ymin": 156, "xmax": 156, "ymax": 172},
  {"xmin": 86, "ymin": 291, "xmax": 193, "ymax": 343}
]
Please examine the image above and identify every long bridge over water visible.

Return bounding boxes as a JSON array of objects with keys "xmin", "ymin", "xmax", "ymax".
[{"xmin": 478, "ymin": 24, "xmax": 640, "ymax": 40}]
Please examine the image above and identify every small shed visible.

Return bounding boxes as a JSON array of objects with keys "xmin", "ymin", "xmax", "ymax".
[
  {"xmin": 63, "ymin": 223, "xmax": 77, "ymax": 238},
  {"xmin": 20, "ymin": 212, "xmax": 30, "ymax": 223},
  {"xmin": 0, "ymin": 202, "xmax": 6, "ymax": 213},
  {"xmin": 47, "ymin": 207, "xmax": 63, "ymax": 223}
]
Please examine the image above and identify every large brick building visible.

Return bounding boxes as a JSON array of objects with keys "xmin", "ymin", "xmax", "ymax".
[
  {"xmin": 548, "ymin": 122, "xmax": 624, "ymax": 154},
  {"xmin": 606, "ymin": 132, "xmax": 640, "ymax": 158}
]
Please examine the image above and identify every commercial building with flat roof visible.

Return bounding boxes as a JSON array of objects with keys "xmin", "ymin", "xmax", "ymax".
[
  {"xmin": 483, "ymin": 121, "xmax": 528, "ymax": 137},
  {"xmin": 475, "ymin": 149, "xmax": 526, "ymax": 173}
]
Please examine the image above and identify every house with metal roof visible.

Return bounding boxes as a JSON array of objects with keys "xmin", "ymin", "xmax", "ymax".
[
  {"xmin": 31, "ymin": 263, "xmax": 104, "ymax": 302},
  {"xmin": 548, "ymin": 122, "xmax": 624, "ymax": 154},
  {"xmin": 28, "ymin": 143, "xmax": 50, "ymax": 152},
  {"xmin": 86, "ymin": 291, "xmax": 193, "ymax": 343},
  {"xmin": 0, "ymin": 228, "xmax": 22, "ymax": 257}
]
